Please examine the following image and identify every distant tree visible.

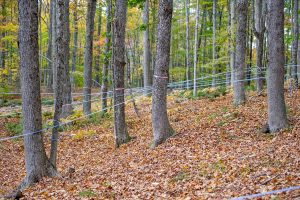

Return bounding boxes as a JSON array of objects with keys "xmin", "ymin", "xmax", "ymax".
[
  {"xmin": 291, "ymin": 0, "xmax": 298, "ymax": 86},
  {"xmin": 113, "ymin": 0, "xmax": 131, "ymax": 147},
  {"xmin": 193, "ymin": 0, "xmax": 199, "ymax": 96},
  {"xmin": 233, "ymin": 0, "xmax": 247, "ymax": 105},
  {"xmin": 152, "ymin": 0, "xmax": 174, "ymax": 148},
  {"xmin": 253, "ymin": 0, "xmax": 266, "ymax": 93},
  {"xmin": 230, "ymin": 0, "xmax": 236, "ymax": 86},
  {"xmin": 94, "ymin": 3, "xmax": 102, "ymax": 86},
  {"xmin": 71, "ymin": 0, "xmax": 79, "ymax": 87},
  {"xmin": 61, "ymin": 0, "xmax": 73, "ymax": 117},
  {"xmin": 142, "ymin": 0, "xmax": 151, "ymax": 96},
  {"xmin": 17, "ymin": 0, "xmax": 57, "ymax": 193},
  {"xmin": 185, "ymin": 0, "xmax": 190, "ymax": 89},
  {"xmin": 212, "ymin": 0, "xmax": 217, "ymax": 87},
  {"xmin": 101, "ymin": 0, "xmax": 112, "ymax": 114},
  {"xmin": 266, "ymin": 0, "xmax": 288, "ymax": 132},
  {"xmin": 83, "ymin": 0, "xmax": 97, "ymax": 115}
]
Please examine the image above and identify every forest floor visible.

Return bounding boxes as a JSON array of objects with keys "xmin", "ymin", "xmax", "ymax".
[{"xmin": 0, "ymin": 89, "xmax": 300, "ymax": 199}]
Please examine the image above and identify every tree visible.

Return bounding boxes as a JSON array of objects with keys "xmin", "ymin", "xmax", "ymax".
[
  {"xmin": 230, "ymin": 0, "xmax": 236, "ymax": 86},
  {"xmin": 17, "ymin": 0, "xmax": 57, "ymax": 193},
  {"xmin": 152, "ymin": 0, "xmax": 174, "ymax": 148},
  {"xmin": 101, "ymin": 0, "xmax": 112, "ymax": 113},
  {"xmin": 253, "ymin": 0, "xmax": 266, "ymax": 93},
  {"xmin": 266, "ymin": 0, "xmax": 288, "ymax": 132},
  {"xmin": 233, "ymin": 0, "xmax": 247, "ymax": 105},
  {"xmin": 212, "ymin": 0, "xmax": 217, "ymax": 87},
  {"xmin": 113, "ymin": 0, "xmax": 131, "ymax": 147},
  {"xmin": 83, "ymin": 0, "xmax": 97, "ymax": 115},
  {"xmin": 71, "ymin": 0, "xmax": 79, "ymax": 87},
  {"xmin": 61, "ymin": 0, "xmax": 72, "ymax": 118},
  {"xmin": 193, "ymin": 0, "xmax": 199, "ymax": 96},
  {"xmin": 94, "ymin": 3, "xmax": 102, "ymax": 86},
  {"xmin": 50, "ymin": 0, "xmax": 70, "ymax": 168},
  {"xmin": 46, "ymin": 0, "xmax": 54, "ymax": 90},
  {"xmin": 291, "ymin": 0, "xmax": 298, "ymax": 86},
  {"xmin": 185, "ymin": 0, "xmax": 190, "ymax": 89},
  {"xmin": 142, "ymin": 0, "xmax": 151, "ymax": 96}
]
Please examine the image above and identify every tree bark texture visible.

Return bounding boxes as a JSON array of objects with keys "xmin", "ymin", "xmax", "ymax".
[
  {"xmin": 291, "ymin": 0, "xmax": 299, "ymax": 86},
  {"xmin": 254, "ymin": 0, "xmax": 266, "ymax": 93},
  {"xmin": 113, "ymin": 0, "xmax": 130, "ymax": 147},
  {"xmin": 142, "ymin": 0, "xmax": 151, "ymax": 96},
  {"xmin": 18, "ymin": 0, "xmax": 56, "ymax": 190},
  {"xmin": 233, "ymin": 0, "xmax": 247, "ymax": 105},
  {"xmin": 266, "ymin": 0, "xmax": 288, "ymax": 132},
  {"xmin": 50, "ymin": 0, "xmax": 69, "ymax": 168},
  {"xmin": 101, "ymin": 0, "xmax": 112, "ymax": 113},
  {"xmin": 152, "ymin": 0, "xmax": 174, "ymax": 148},
  {"xmin": 83, "ymin": 0, "xmax": 97, "ymax": 115}
]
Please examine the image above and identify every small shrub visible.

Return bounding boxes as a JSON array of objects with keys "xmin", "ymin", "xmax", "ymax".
[
  {"xmin": 5, "ymin": 121, "xmax": 23, "ymax": 136},
  {"xmin": 78, "ymin": 189, "xmax": 95, "ymax": 198}
]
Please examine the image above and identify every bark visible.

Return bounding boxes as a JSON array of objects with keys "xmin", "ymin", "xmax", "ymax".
[
  {"xmin": 185, "ymin": 0, "xmax": 190, "ymax": 89},
  {"xmin": 101, "ymin": 0, "xmax": 112, "ymax": 113},
  {"xmin": 18, "ymin": 0, "xmax": 57, "ymax": 192},
  {"xmin": 254, "ymin": 0, "xmax": 266, "ymax": 93},
  {"xmin": 226, "ymin": 0, "xmax": 231, "ymax": 85},
  {"xmin": 152, "ymin": 0, "xmax": 174, "ymax": 148},
  {"xmin": 95, "ymin": 4, "xmax": 102, "ymax": 86},
  {"xmin": 50, "ymin": 0, "xmax": 69, "ymax": 168},
  {"xmin": 230, "ymin": 0, "xmax": 236, "ymax": 86},
  {"xmin": 46, "ymin": 0, "xmax": 54, "ymax": 90},
  {"xmin": 51, "ymin": 0, "xmax": 57, "ymax": 92},
  {"xmin": 61, "ymin": 0, "xmax": 73, "ymax": 118},
  {"xmin": 291, "ymin": 0, "xmax": 299, "ymax": 86},
  {"xmin": 113, "ymin": 0, "xmax": 131, "ymax": 147},
  {"xmin": 83, "ymin": 0, "xmax": 97, "ymax": 115},
  {"xmin": 71, "ymin": 0, "xmax": 78, "ymax": 87},
  {"xmin": 266, "ymin": 0, "xmax": 288, "ymax": 132},
  {"xmin": 212, "ymin": 0, "xmax": 217, "ymax": 87},
  {"xmin": 233, "ymin": 0, "xmax": 247, "ymax": 105},
  {"xmin": 0, "ymin": 0, "xmax": 6, "ymax": 69},
  {"xmin": 142, "ymin": 0, "xmax": 151, "ymax": 96},
  {"xmin": 193, "ymin": 0, "xmax": 200, "ymax": 96}
]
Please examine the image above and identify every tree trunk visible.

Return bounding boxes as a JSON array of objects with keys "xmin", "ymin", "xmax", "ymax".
[
  {"xmin": 71, "ymin": 0, "xmax": 78, "ymax": 88},
  {"xmin": 83, "ymin": 0, "xmax": 97, "ymax": 115},
  {"xmin": 46, "ymin": 0, "xmax": 54, "ymax": 91},
  {"xmin": 254, "ymin": 0, "xmax": 266, "ymax": 93},
  {"xmin": 101, "ymin": 0, "xmax": 112, "ymax": 114},
  {"xmin": 50, "ymin": 0, "xmax": 69, "ymax": 168},
  {"xmin": 226, "ymin": 0, "xmax": 231, "ymax": 85},
  {"xmin": 291, "ymin": 0, "xmax": 299, "ymax": 86},
  {"xmin": 152, "ymin": 0, "xmax": 174, "ymax": 148},
  {"xmin": 185, "ymin": 0, "xmax": 190, "ymax": 89},
  {"xmin": 230, "ymin": 0, "xmax": 236, "ymax": 86},
  {"xmin": 233, "ymin": 0, "xmax": 247, "ymax": 105},
  {"xmin": 266, "ymin": 0, "xmax": 288, "ymax": 132},
  {"xmin": 51, "ymin": 0, "xmax": 57, "ymax": 93},
  {"xmin": 94, "ymin": 4, "xmax": 102, "ymax": 86},
  {"xmin": 0, "ymin": 0, "xmax": 6, "ymax": 69},
  {"xmin": 142, "ymin": 0, "xmax": 151, "ymax": 96},
  {"xmin": 18, "ymin": 0, "xmax": 57, "ymax": 191},
  {"xmin": 193, "ymin": 0, "xmax": 199, "ymax": 96},
  {"xmin": 113, "ymin": 0, "xmax": 131, "ymax": 148},
  {"xmin": 212, "ymin": 0, "xmax": 217, "ymax": 87},
  {"xmin": 61, "ymin": 0, "xmax": 73, "ymax": 118}
]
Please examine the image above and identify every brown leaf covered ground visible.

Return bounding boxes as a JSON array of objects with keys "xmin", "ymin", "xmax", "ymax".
[{"xmin": 0, "ymin": 90, "xmax": 300, "ymax": 199}]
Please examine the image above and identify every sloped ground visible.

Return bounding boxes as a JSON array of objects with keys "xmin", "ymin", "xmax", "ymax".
[{"xmin": 0, "ymin": 90, "xmax": 300, "ymax": 199}]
